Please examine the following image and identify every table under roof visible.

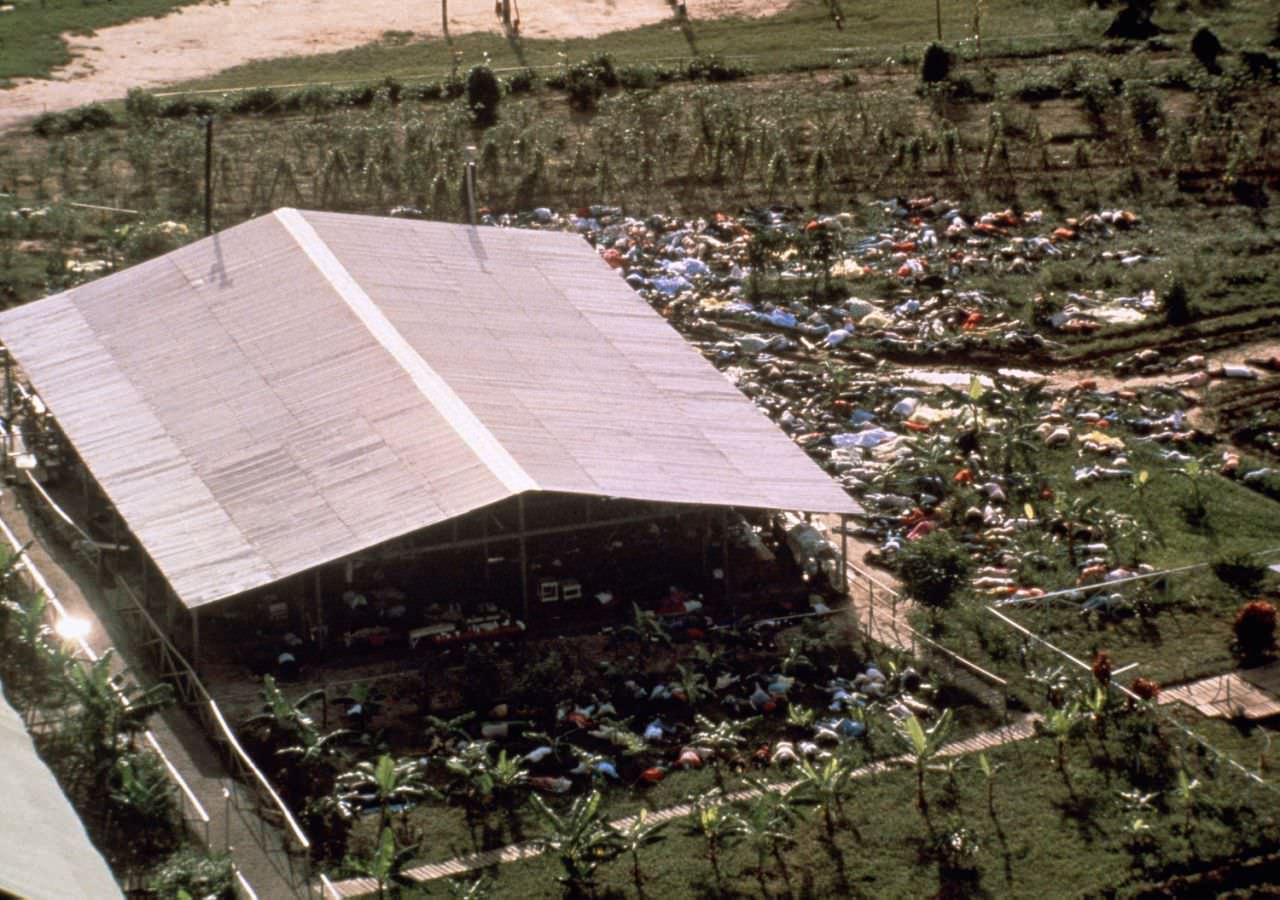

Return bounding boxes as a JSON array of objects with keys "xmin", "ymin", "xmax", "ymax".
[{"xmin": 0, "ymin": 209, "xmax": 857, "ymax": 611}]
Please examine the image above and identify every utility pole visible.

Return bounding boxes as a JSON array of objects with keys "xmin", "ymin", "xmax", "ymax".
[
  {"xmin": 203, "ymin": 116, "xmax": 214, "ymax": 236},
  {"xmin": 936, "ymin": 0, "xmax": 942, "ymax": 41}
]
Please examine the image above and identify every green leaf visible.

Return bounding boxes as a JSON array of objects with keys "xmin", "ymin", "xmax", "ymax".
[
  {"xmin": 977, "ymin": 751, "xmax": 991, "ymax": 778},
  {"xmin": 905, "ymin": 715, "xmax": 927, "ymax": 755},
  {"xmin": 1138, "ymin": 469, "xmax": 1149, "ymax": 485},
  {"xmin": 968, "ymin": 374, "xmax": 986, "ymax": 402},
  {"xmin": 1024, "ymin": 502, "xmax": 1036, "ymax": 520}
]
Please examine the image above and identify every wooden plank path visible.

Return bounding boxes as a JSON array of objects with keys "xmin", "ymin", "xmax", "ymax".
[
  {"xmin": 1159, "ymin": 662, "xmax": 1280, "ymax": 720},
  {"xmin": 329, "ymin": 714, "xmax": 1041, "ymax": 897}
]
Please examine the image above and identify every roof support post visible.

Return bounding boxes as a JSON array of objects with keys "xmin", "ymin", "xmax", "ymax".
[
  {"xmin": 518, "ymin": 494, "xmax": 529, "ymax": 624},
  {"xmin": 840, "ymin": 514, "xmax": 849, "ymax": 597},
  {"xmin": 2, "ymin": 348, "xmax": 11, "ymax": 479},
  {"xmin": 314, "ymin": 569, "xmax": 324, "ymax": 632},
  {"xmin": 720, "ymin": 507, "xmax": 732, "ymax": 614},
  {"xmin": 161, "ymin": 566, "xmax": 174, "ymax": 637},
  {"xmin": 191, "ymin": 607, "xmax": 201, "ymax": 676}
]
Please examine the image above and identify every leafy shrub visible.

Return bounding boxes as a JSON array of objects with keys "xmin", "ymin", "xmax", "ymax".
[
  {"xmin": 379, "ymin": 76, "xmax": 404, "ymax": 103},
  {"xmin": 1163, "ymin": 280, "xmax": 1193, "ymax": 325},
  {"xmin": 443, "ymin": 75, "xmax": 467, "ymax": 100},
  {"xmin": 1014, "ymin": 79, "xmax": 1063, "ymax": 102},
  {"xmin": 921, "ymin": 42, "xmax": 954, "ymax": 84},
  {"xmin": 618, "ymin": 64, "xmax": 660, "ymax": 90},
  {"xmin": 228, "ymin": 86, "xmax": 279, "ymax": 115},
  {"xmin": 1125, "ymin": 82, "xmax": 1163, "ymax": 140},
  {"xmin": 466, "ymin": 65, "xmax": 501, "ymax": 127},
  {"xmin": 336, "ymin": 84, "xmax": 377, "ymax": 107},
  {"xmin": 158, "ymin": 95, "xmax": 222, "ymax": 118},
  {"xmin": 896, "ymin": 530, "xmax": 971, "ymax": 614},
  {"xmin": 1231, "ymin": 600, "xmax": 1277, "ymax": 666},
  {"xmin": 1240, "ymin": 50, "xmax": 1280, "ymax": 83},
  {"xmin": 1191, "ymin": 27, "xmax": 1224, "ymax": 75},
  {"xmin": 116, "ymin": 220, "xmax": 193, "ymax": 265},
  {"xmin": 149, "ymin": 849, "xmax": 234, "ymax": 900},
  {"xmin": 33, "ymin": 103, "xmax": 116, "ymax": 136},
  {"xmin": 31, "ymin": 112, "xmax": 70, "ymax": 137},
  {"xmin": 1212, "ymin": 554, "xmax": 1268, "ymax": 597},
  {"xmin": 564, "ymin": 63, "xmax": 606, "ymax": 111},
  {"xmin": 506, "ymin": 67, "xmax": 539, "ymax": 94},
  {"xmin": 411, "ymin": 81, "xmax": 445, "ymax": 101},
  {"xmin": 70, "ymin": 103, "xmax": 116, "ymax": 130},
  {"xmin": 282, "ymin": 83, "xmax": 339, "ymax": 114},
  {"xmin": 125, "ymin": 88, "xmax": 162, "ymax": 123},
  {"xmin": 589, "ymin": 52, "xmax": 620, "ymax": 88},
  {"xmin": 685, "ymin": 54, "xmax": 749, "ymax": 82}
]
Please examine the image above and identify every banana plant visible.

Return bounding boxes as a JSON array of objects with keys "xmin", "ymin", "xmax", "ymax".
[
  {"xmin": 738, "ymin": 782, "xmax": 802, "ymax": 891},
  {"xmin": 424, "ymin": 711, "xmax": 476, "ymax": 753},
  {"xmin": 894, "ymin": 709, "xmax": 954, "ymax": 814},
  {"xmin": 684, "ymin": 791, "xmax": 746, "ymax": 886},
  {"xmin": 1038, "ymin": 703, "xmax": 1084, "ymax": 777},
  {"xmin": 691, "ymin": 714, "xmax": 758, "ymax": 766},
  {"xmin": 336, "ymin": 754, "xmax": 436, "ymax": 835},
  {"xmin": 107, "ymin": 750, "xmax": 176, "ymax": 853},
  {"xmin": 608, "ymin": 809, "xmax": 669, "ymax": 897},
  {"xmin": 0, "ymin": 589, "xmax": 69, "ymax": 722},
  {"xmin": 242, "ymin": 674, "xmax": 325, "ymax": 751},
  {"xmin": 530, "ymin": 789, "xmax": 621, "ymax": 896},
  {"xmin": 62, "ymin": 651, "xmax": 174, "ymax": 796},
  {"xmin": 444, "ymin": 741, "xmax": 529, "ymax": 811},
  {"xmin": 794, "ymin": 751, "xmax": 859, "ymax": 838},
  {"xmin": 1171, "ymin": 767, "xmax": 1202, "ymax": 833},
  {"xmin": 345, "ymin": 827, "xmax": 417, "ymax": 899}
]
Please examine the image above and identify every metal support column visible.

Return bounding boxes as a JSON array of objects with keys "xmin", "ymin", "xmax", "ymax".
[
  {"xmin": 720, "ymin": 507, "xmax": 731, "ymax": 611},
  {"xmin": 191, "ymin": 607, "xmax": 201, "ymax": 676},
  {"xmin": 517, "ymin": 495, "xmax": 530, "ymax": 623}
]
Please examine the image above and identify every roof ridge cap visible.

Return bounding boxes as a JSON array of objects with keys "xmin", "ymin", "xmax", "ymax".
[{"xmin": 273, "ymin": 208, "xmax": 537, "ymax": 496}]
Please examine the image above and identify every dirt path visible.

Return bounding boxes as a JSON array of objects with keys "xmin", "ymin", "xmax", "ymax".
[{"xmin": 0, "ymin": 0, "xmax": 788, "ymax": 134}]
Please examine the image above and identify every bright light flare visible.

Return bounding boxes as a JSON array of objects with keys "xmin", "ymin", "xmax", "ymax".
[{"xmin": 55, "ymin": 615, "xmax": 91, "ymax": 641}]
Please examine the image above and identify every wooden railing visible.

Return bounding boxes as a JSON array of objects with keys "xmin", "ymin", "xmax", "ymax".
[
  {"xmin": 0, "ymin": 512, "xmax": 213, "ymax": 869},
  {"xmin": 4, "ymin": 462, "xmax": 328, "ymax": 898}
]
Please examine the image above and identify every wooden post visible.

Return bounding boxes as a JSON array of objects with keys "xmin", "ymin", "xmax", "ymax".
[
  {"xmin": 203, "ymin": 117, "xmax": 214, "ymax": 236},
  {"xmin": 720, "ymin": 507, "xmax": 731, "ymax": 610},
  {"xmin": 839, "ymin": 514, "xmax": 849, "ymax": 596},
  {"xmin": 191, "ymin": 607, "xmax": 201, "ymax": 675},
  {"xmin": 3, "ymin": 348, "xmax": 12, "ymax": 478},
  {"xmin": 314, "ymin": 569, "xmax": 323, "ymax": 629},
  {"xmin": 518, "ymin": 494, "xmax": 529, "ymax": 623}
]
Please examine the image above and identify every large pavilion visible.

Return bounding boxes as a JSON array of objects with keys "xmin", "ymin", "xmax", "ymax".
[{"xmin": 0, "ymin": 210, "xmax": 858, "ymax": 673}]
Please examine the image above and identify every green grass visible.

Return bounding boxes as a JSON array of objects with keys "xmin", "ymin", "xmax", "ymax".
[
  {"xmin": 168, "ymin": 0, "xmax": 1096, "ymax": 94},
  {"xmin": 928, "ymin": 429, "xmax": 1280, "ymax": 687},
  {"xmin": 438, "ymin": 706, "xmax": 1278, "ymax": 898},
  {"xmin": 0, "ymin": 0, "xmax": 205, "ymax": 85}
]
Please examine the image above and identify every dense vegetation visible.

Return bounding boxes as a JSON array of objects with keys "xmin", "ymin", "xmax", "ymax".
[{"xmin": 1, "ymin": 0, "xmax": 1279, "ymax": 896}]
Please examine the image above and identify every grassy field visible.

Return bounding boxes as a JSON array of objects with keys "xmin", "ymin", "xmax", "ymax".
[
  {"xmin": 168, "ymin": 0, "xmax": 1097, "ymax": 93},
  {"xmin": 2, "ymin": 2, "xmax": 1280, "ymax": 896},
  {"xmin": 399, "ymin": 706, "xmax": 1278, "ymax": 898},
  {"xmin": 0, "ymin": 0, "xmax": 201, "ymax": 85}
]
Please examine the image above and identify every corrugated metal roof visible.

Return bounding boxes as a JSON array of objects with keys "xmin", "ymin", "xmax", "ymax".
[
  {"xmin": 0, "ymin": 209, "xmax": 858, "ymax": 610},
  {"xmin": 0, "ymin": 680, "xmax": 123, "ymax": 900}
]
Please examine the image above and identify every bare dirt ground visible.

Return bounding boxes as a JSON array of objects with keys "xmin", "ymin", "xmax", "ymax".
[{"xmin": 0, "ymin": 0, "xmax": 789, "ymax": 133}]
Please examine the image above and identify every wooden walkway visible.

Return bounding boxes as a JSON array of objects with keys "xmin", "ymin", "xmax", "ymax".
[
  {"xmin": 329, "ymin": 714, "xmax": 1041, "ymax": 897},
  {"xmin": 0, "ymin": 491, "xmax": 300, "ymax": 900},
  {"xmin": 1159, "ymin": 662, "xmax": 1280, "ymax": 720}
]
